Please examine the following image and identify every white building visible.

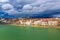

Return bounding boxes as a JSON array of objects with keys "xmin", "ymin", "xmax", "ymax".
[
  {"xmin": 33, "ymin": 20, "xmax": 42, "ymax": 26},
  {"xmin": 48, "ymin": 21, "xmax": 58, "ymax": 26},
  {"xmin": 25, "ymin": 21, "xmax": 32, "ymax": 25},
  {"xmin": 41, "ymin": 22, "xmax": 48, "ymax": 26}
]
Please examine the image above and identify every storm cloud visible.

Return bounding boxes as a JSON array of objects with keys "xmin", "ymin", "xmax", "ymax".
[{"xmin": 0, "ymin": 0, "xmax": 60, "ymax": 18}]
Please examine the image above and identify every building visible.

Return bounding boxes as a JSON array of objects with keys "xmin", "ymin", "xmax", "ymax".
[{"xmin": 0, "ymin": 18, "xmax": 60, "ymax": 27}]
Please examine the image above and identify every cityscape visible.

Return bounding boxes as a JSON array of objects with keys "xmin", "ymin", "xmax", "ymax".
[
  {"xmin": 0, "ymin": 18, "xmax": 60, "ymax": 27},
  {"xmin": 0, "ymin": 0, "xmax": 60, "ymax": 40}
]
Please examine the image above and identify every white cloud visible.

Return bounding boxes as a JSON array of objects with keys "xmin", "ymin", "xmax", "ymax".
[
  {"xmin": 23, "ymin": 4, "xmax": 32, "ymax": 10},
  {"xmin": 16, "ymin": 0, "xmax": 36, "ymax": 4},
  {"xmin": 1, "ymin": 0, "xmax": 60, "ymax": 17},
  {"xmin": 1, "ymin": 3, "xmax": 17, "ymax": 15},
  {"xmin": 21, "ymin": 0, "xmax": 60, "ymax": 14},
  {"xmin": 2, "ymin": 4, "xmax": 14, "ymax": 10},
  {"xmin": 0, "ymin": 0, "xmax": 9, "ymax": 2}
]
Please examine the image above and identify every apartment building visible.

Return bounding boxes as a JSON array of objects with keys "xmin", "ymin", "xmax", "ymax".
[{"xmin": 0, "ymin": 18, "xmax": 60, "ymax": 26}]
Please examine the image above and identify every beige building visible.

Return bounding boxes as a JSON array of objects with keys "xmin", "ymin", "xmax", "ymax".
[
  {"xmin": 14, "ymin": 18, "xmax": 59, "ymax": 26},
  {"xmin": 0, "ymin": 18, "xmax": 60, "ymax": 26},
  {"xmin": 48, "ymin": 21, "xmax": 58, "ymax": 26}
]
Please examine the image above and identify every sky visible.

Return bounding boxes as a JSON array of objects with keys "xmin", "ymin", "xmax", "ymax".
[{"xmin": 0, "ymin": 0, "xmax": 60, "ymax": 18}]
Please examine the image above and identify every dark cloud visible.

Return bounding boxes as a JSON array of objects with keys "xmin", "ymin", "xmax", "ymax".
[{"xmin": 0, "ymin": 0, "xmax": 60, "ymax": 18}]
